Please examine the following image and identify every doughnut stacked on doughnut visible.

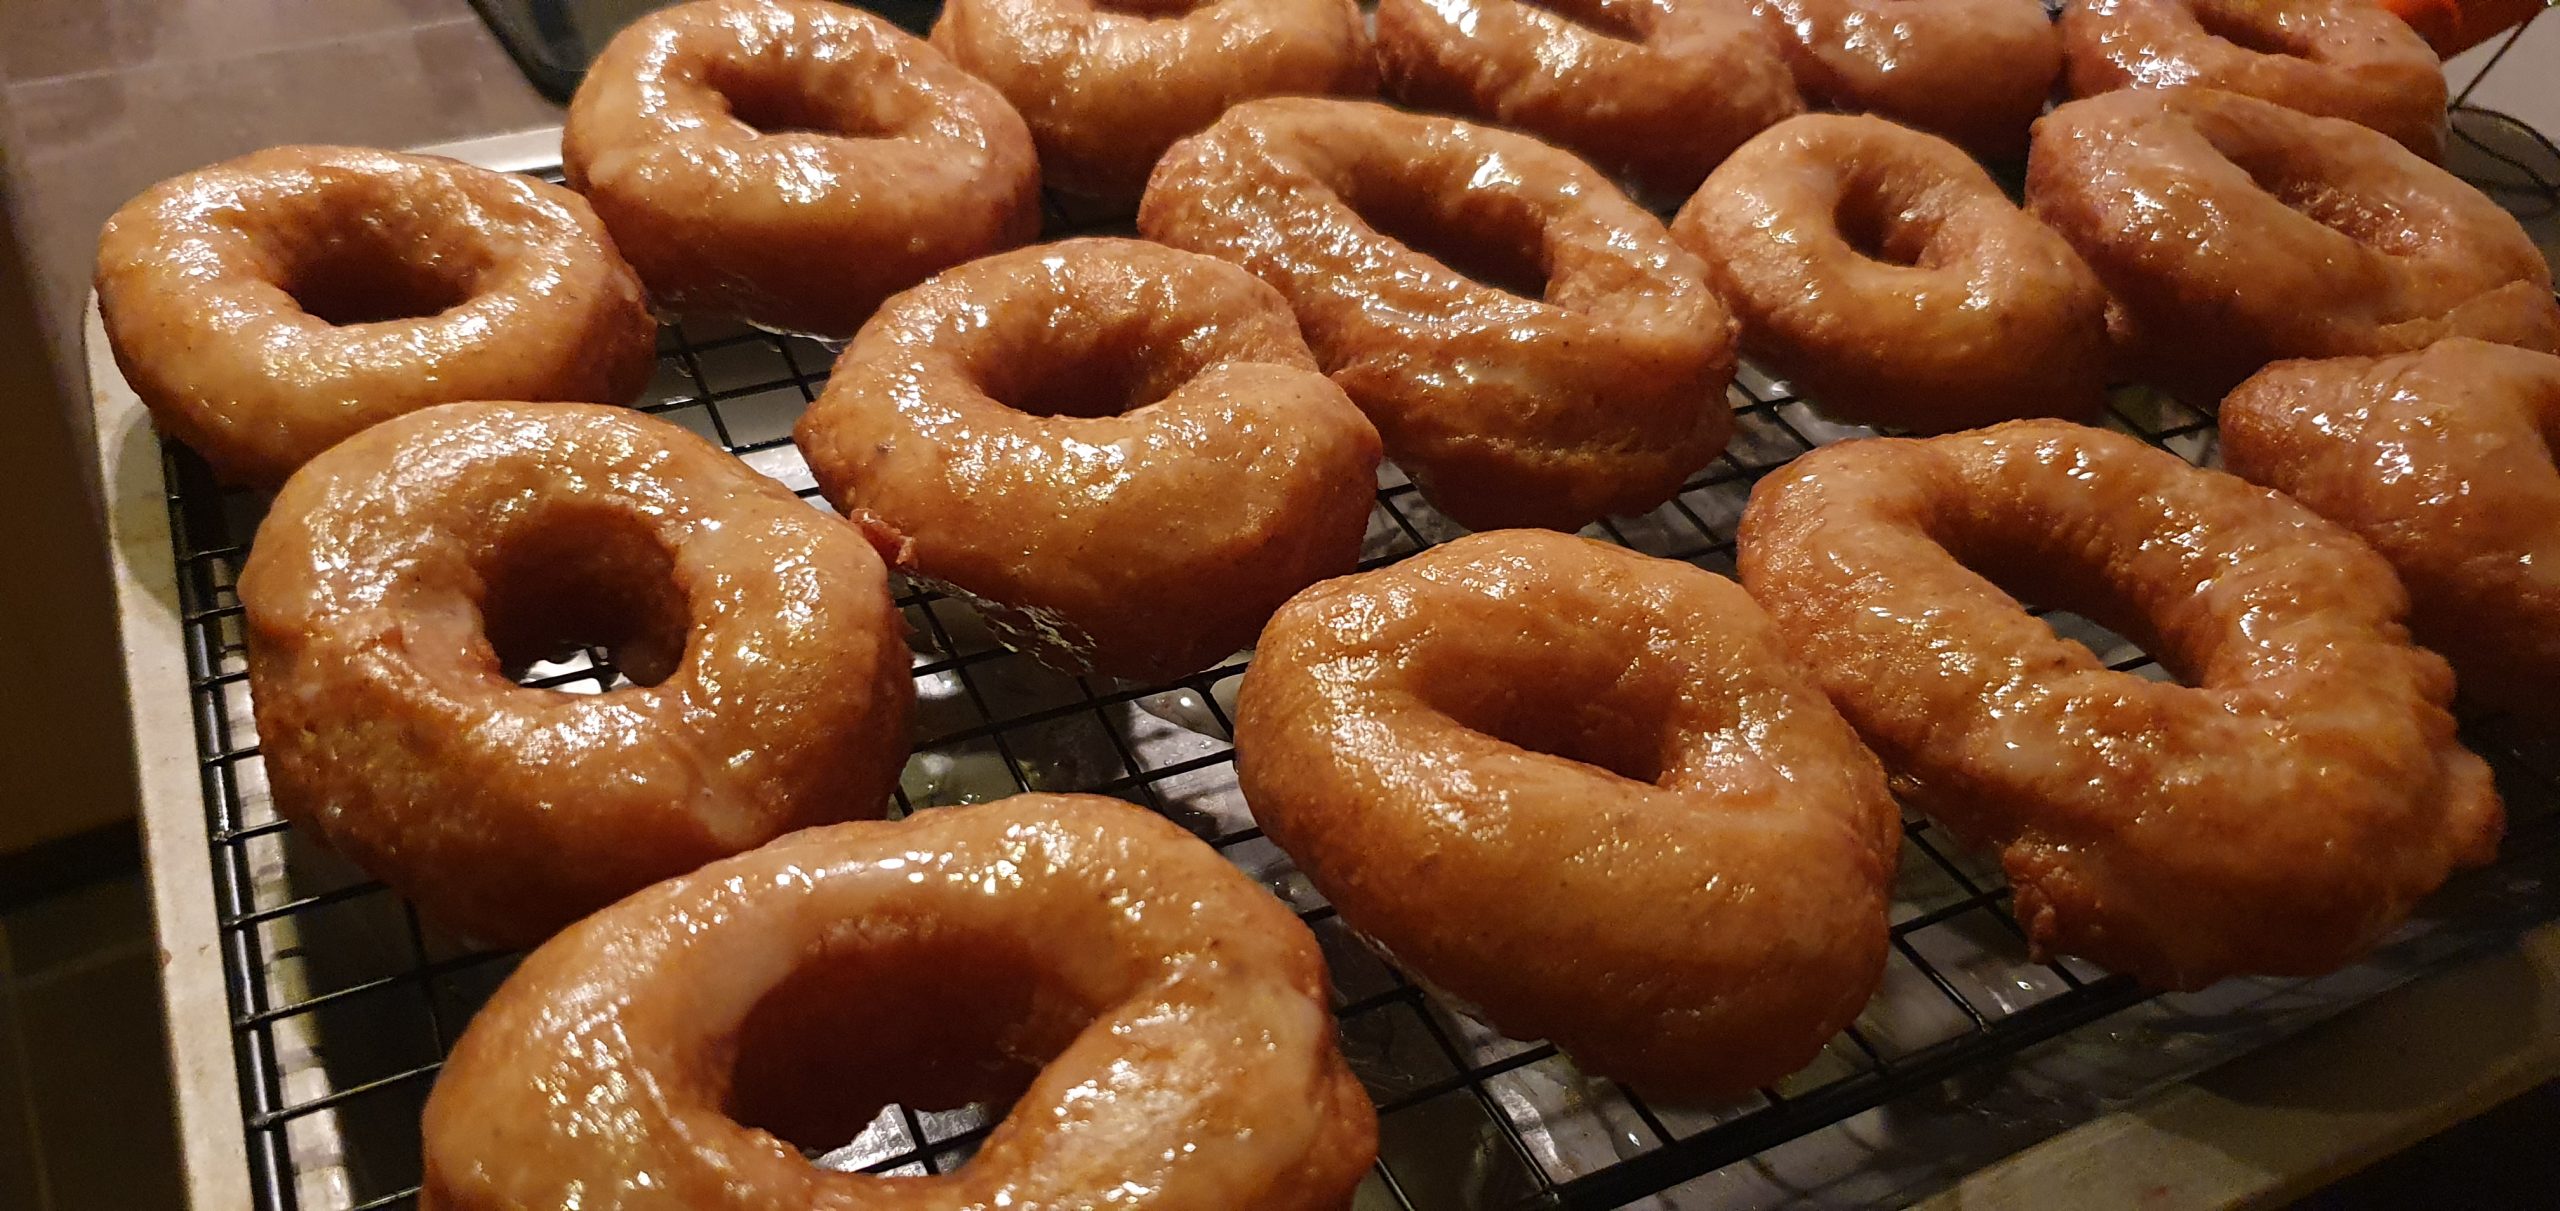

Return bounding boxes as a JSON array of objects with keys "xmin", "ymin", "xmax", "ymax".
[
  {"xmin": 1675, "ymin": 114, "xmax": 2112, "ymax": 432},
  {"xmin": 423, "ymin": 795, "xmax": 1377, "ymax": 1210},
  {"xmin": 933, "ymin": 0, "xmax": 1377, "ymax": 204},
  {"xmin": 795, "ymin": 238, "xmax": 1382, "ymax": 680},
  {"xmin": 1141, "ymin": 98, "xmax": 1736, "ymax": 532},
  {"xmin": 95, "ymin": 146, "xmax": 655, "ymax": 487},
  {"xmin": 2061, "ymin": 0, "xmax": 2449, "ymax": 159},
  {"xmin": 241, "ymin": 403, "xmax": 914, "ymax": 947},
  {"xmin": 1736, "ymin": 0, "xmax": 2063, "ymax": 160},
  {"xmin": 564, "ymin": 0, "xmax": 1040, "ymax": 336},
  {"xmin": 2029, "ymin": 87, "xmax": 2560, "ymax": 403},
  {"xmin": 1238, "ymin": 531, "xmax": 1901, "ymax": 1098},
  {"xmin": 2223, "ymin": 339, "xmax": 2560, "ymax": 724},
  {"xmin": 1740, "ymin": 421, "xmax": 2502, "ymax": 989},
  {"xmin": 1373, "ymin": 0, "xmax": 1803, "ymax": 198}
]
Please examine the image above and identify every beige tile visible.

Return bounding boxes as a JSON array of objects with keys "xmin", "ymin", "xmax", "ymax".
[{"xmin": 16, "ymin": 949, "xmax": 182, "ymax": 1211}]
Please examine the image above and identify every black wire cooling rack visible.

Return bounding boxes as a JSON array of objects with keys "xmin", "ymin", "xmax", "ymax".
[{"xmin": 156, "ymin": 183, "xmax": 2560, "ymax": 1209}]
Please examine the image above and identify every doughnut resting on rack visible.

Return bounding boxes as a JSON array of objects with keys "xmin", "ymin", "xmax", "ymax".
[
  {"xmin": 1736, "ymin": 0, "xmax": 2063, "ymax": 160},
  {"xmin": 240, "ymin": 402, "xmax": 914, "ymax": 948},
  {"xmin": 563, "ymin": 0, "xmax": 1040, "ymax": 337},
  {"xmin": 1372, "ymin": 0, "xmax": 1803, "ymax": 198},
  {"xmin": 795, "ymin": 238, "xmax": 1382, "ymax": 681},
  {"xmin": 1236, "ymin": 530, "xmax": 1901, "ymax": 1098},
  {"xmin": 2028, "ymin": 87, "xmax": 2560, "ymax": 403},
  {"xmin": 421, "ymin": 794, "xmax": 1377, "ymax": 1210},
  {"xmin": 2059, "ymin": 0, "xmax": 2449, "ymax": 159},
  {"xmin": 1738, "ymin": 420, "xmax": 2503, "ymax": 990},
  {"xmin": 932, "ymin": 0, "xmax": 1377, "ymax": 203},
  {"xmin": 2222, "ymin": 339, "xmax": 2560, "ymax": 723},
  {"xmin": 1140, "ymin": 98, "xmax": 1736, "ymax": 532},
  {"xmin": 1673, "ymin": 114, "xmax": 2112, "ymax": 432},
  {"xmin": 95, "ymin": 145, "xmax": 655, "ymax": 488}
]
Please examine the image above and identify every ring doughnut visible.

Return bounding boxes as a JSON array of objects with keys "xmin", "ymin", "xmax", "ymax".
[
  {"xmin": 564, "ymin": 0, "xmax": 1040, "ymax": 337},
  {"xmin": 1140, "ymin": 98, "xmax": 1737, "ymax": 533},
  {"xmin": 1236, "ymin": 530, "xmax": 1900, "ymax": 1096},
  {"xmin": 1373, "ymin": 0, "xmax": 1802, "ymax": 198},
  {"xmin": 2060, "ymin": 0, "xmax": 2449, "ymax": 159},
  {"xmin": 794, "ymin": 238, "xmax": 1382, "ymax": 680},
  {"xmin": 932, "ymin": 0, "xmax": 1376, "ymax": 204},
  {"xmin": 1673, "ymin": 114, "xmax": 2111, "ymax": 432},
  {"xmin": 241, "ymin": 402, "xmax": 914, "ymax": 947},
  {"xmin": 1737, "ymin": 419, "xmax": 2503, "ymax": 989},
  {"xmin": 95, "ymin": 146, "xmax": 654, "ymax": 488},
  {"xmin": 1737, "ymin": 0, "xmax": 2063, "ymax": 160},
  {"xmin": 2028, "ymin": 87, "xmax": 2560, "ymax": 403},
  {"xmin": 421, "ymin": 794, "xmax": 1376, "ymax": 1210},
  {"xmin": 2223, "ymin": 339, "xmax": 2560, "ymax": 723}
]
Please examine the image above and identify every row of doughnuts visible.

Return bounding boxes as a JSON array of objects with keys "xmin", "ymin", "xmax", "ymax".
[{"xmin": 82, "ymin": 0, "xmax": 2553, "ymax": 1206}]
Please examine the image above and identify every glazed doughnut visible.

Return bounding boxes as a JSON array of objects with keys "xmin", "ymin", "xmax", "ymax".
[
  {"xmin": 1373, "ymin": 0, "xmax": 1802, "ymax": 198},
  {"xmin": 932, "ymin": 0, "xmax": 1375, "ymax": 204},
  {"xmin": 240, "ymin": 402, "xmax": 913, "ymax": 948},
  {"xmin": 2223, "ymin": 339, "xmax": 2560, "ymax": 722},
  {"xmin": 564, "ymin": 0, "xmax": 1040, "ymax": 337},
  {"xmin": 1738, "ymin": 0, "xmax": 2062, "ymax": 160},
  {"xmin": 1236, "ymin": 530, "xmax": 1901, "ymax": 1097},
  {"xmin": 1673, "ymin": 114, "xmax": 2111, "ymax": 432},
  {"xmin": 1738, "ymin": 420, "xmax": 2503, "ymax": 989},
  {"xmin": 2060, "ymin": 0, "xmax": 2449, "ymax": 159},
  {"xmin": 1140, "ymin": 98, "xmax": 1736, "ymax": 532},
  {"xmin": 94, "ymin": 146, "xmax": 653, "ymax": 488},
  {"xmin": 2029, "ymin": 87, "xmax": 2560, "ymax": 403},
  {"xmin": 422, "ymin": 794, "xmax": 1375, "ymax": 1210},
  {"xmin": 796, "ymin": 239, "xmax": 1380, "ymax": 680}
]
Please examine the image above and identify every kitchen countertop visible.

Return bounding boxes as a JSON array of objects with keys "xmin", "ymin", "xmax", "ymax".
[{"xmin": 0, "ymin": 0, "xmax": 561, "ymax": 506}]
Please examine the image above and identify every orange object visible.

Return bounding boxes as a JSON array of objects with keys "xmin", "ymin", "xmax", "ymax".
[{"xmin": 2385, "ymin": 0, "xmax": 2547, "ymax": 56}]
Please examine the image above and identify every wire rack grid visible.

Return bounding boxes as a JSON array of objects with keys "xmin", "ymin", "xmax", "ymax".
[{"xmin": 154, "ymin": 179, "xmax": 2560, "ymax": 1211}]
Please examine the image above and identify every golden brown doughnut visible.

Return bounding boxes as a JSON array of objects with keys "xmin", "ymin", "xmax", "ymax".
[
  {"xmin": 2223, "ymin": 339, "xmax": 2560, "ymax": 723},
  {"xmin": 932, "ymin": 0, "xmax": 1376, "ymax": 204},
  {"xmin": 241, "ymin": 402, "xmax": 913, "ymax": 948},
  {"xmin": 1140, "ymin": 98, "xmax": 1736, "ymax": 532},
  {"xmin": 564, "ymin": 0, "xmax": 1040, "ymax": 337},
  {"xmin": 2028, "ymin": 87, "xmax": 2560, "ymax": 404},
  {"xmin": 1373, "ymin": 0, "xmax": 1803, "ymax": 199},
  {"xmin": 1673, "ymin": 114, "xmax": 2111, "ymax": 432},
  {"xmin": 794, "ymin": 238, "xmax": 1381, "ymax": 680},
  {"xmin": 94, "ymin": 146, "xmax": 654, "ymax": 488},
  {"xmin": 1738, "ymin": 0, "xmax": 2063, "ymax": 160},
  {"xmin": 1738, "ymin": 419, "xmax": 2503, "ymax": 989},
  {"xmin": 2060, "ymin": 0, "xmax": 2449, "ymax": 159},
  {"xmin": 421, "ymin": 794, "xmax": 1376, "ymax": 1211},
  {"xmin": 1236, "ymin": 530, "xmax": 1901, "ymax": 1097}
]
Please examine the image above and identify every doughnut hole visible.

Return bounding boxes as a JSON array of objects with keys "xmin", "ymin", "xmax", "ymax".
[
  {"xmin": 2191, "ymin": 108, "xmax": 2426, "ymax": 256},
  {"xmin": 721, "ymin": 928, "xmax": 1100, "ymax": 1156},
  {"xmin": 1421, "ymin": 626, "xmax": 1685, "ymax": 786},
  {"xmin": 478, "ymin": 503, "xmax": 691, "ymax": 688},
  {"xmin": 1339, "ymin": 170, "xmax": 1554, "ymax": 301},
  {"xmin": 1934, "ymin": 513, "xmax": 2199, "ymax": 687},
  {"xmin": 971, "ymin": 324, "xmax": 1191, "ymax": 420},
  {"xmin": 1832, "ymin": 171, "xmax": 1940, "ymax": 270},
  {"xmin": 708, "ymin": 57, "xmax": 897, "ymax": 139},
  {"xmin": 1091, "ymin": 0, "xmax": 1205, "ymax": 16},
  {"xmin": 1518, "ymin": 0, "xmax": 1650, "ymax": 42},
  {"xmin": 274, "ymin": 218, "xmax": 486, "ymax": 326},
  {"xmin": 2192, "ymin": 5, "xmax": 2312, "ymax": 57}
]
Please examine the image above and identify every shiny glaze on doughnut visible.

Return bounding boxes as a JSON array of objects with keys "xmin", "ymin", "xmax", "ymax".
[
  {"xmin": 95, "ymin": 146, "xmax": 654, "ymax": 487},
  {"xmin": 2223, "ymin": 339, "xmax": 2560, "ymax": 722},
  {"xmin": 795, "ymin": 238, "xmax": 1382, "ymax": 680},
  {"xmin": 1140, "ymin": 97, "xmax": 1736, "ymax": 532},
  {"xmin": 564, "ymin": 0, "xmax": 1040, "ymax": 337},
  {"xmin": 1739, "ymin": 0, "xmax": 2063, "ymax": 159},
  {"xmin": 1674, "ymin": 114, "xmax": 2110, "ymax": 432},
  {"xmin": 421, "ymin": 794, "xmax": 1375, "ymax": 1211},
  {"xmin": 1237, "ymin": 531, "xmax": 1900, "ymax": 1097},
  {"xmin": 2061, "ymin": 0, "xmax": 2449, "ymax": 159},
  {"xmin": 1739, "ymin": 420, "xmax": 2502, "ymax": 989},
  {"xmin": 2029, "ymin": 87, "xmax": 2560, "ymax": 404},
  {"xmin": 933, "ymin": 0, "xmax": 1375, "ymax": 203},
  {"xmin": 242, "ymin": 403, "xmax": 914, "ymax": 947},
  {"xmin": 1374, "ymin": 0, "xmax": 1802, "ymax": 199}
]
